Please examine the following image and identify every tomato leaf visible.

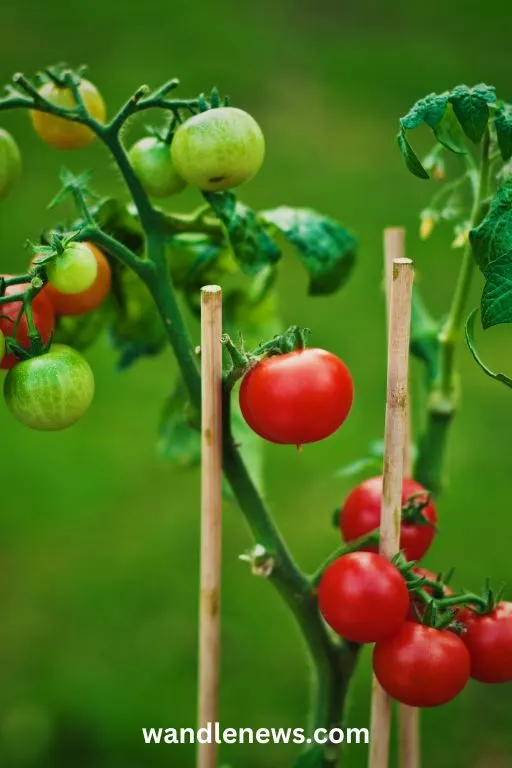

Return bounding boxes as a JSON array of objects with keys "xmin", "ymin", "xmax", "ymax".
[
  {"xmin": 259, "ymin": 207, "xmax": 357, "ymax": 295},
  {"xmin": 109, "ymin": 269, "xmax": 167, "ymax": 368},
  {"xmin": 465, "ymin": 308, "xmax": 512, "ymax": 389},
  {"xmin": 397, "ymin": 128, "xmax": 429, "ymax": 180},
  {"xmin": 400, "ymin": 92, "xmax": 448, "ymax": 130},
  {"xmin": 204, "ymin": 191, "xmax": 282, "ymax": 275},
  {"xmin": 158, "ymin": 385, "xmax": 201, "ymax": 467},
  {"xmin": 470, "ymin": 180, "xmax": 512, "ymax": 272},
  {"xmin": 495, "ymin": 103, "xmax": 512, "ymax": 161},
  {"xmin": 433, "ymin": 104, "xmax": 467, "ymax": 155},
  {"xmin": 449, "ymin": 84, "xmax": 496, "ymax": 143}
]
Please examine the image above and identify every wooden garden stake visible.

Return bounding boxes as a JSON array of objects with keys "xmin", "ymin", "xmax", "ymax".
[
  {"xmin": 383, "ymin": 229, "xmax": 420, "ymax": 768},
  {"xmin": 198, "ymin": 285, "xmax": 223, "ymax": 768},
  {"xmin": 368, "ymin": 255, "xmax": 413, "ymax": 768}
]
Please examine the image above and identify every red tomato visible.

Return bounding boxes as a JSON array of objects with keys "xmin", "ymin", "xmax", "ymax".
[
  {"xmin": 339, "ymin": 475, "xmax": 437, "ymax": 562},
  {"xmin": 318, "ymin": 552, "xmax": 409, "ymax": 643},
  {"xmin": 373, "ymin": 622, "xmax": 470, "ymax": 707},
  {"xmin": 407, "ymin": 567, "xmax": 453, "ymax": 621},
  {"xmin": 0, "ymin": 278, "xmax": 55, "ymax": 369},
  {"xmin": 39, "ymin": 243, "xmax": 112, "ymax": 316},
  {"xmin": 461, "ymin": 602, "xmax": 512, "ymax": 683},
  {"xmin": 239, "ymin": 348, "xmax": 353, "ymax": 445}
]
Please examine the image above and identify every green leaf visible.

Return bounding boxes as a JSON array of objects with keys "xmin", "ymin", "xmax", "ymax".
[
  {"xmin": 449, "ymin": 84, "xmax": 496, "ymax": 143},
  {"xmin": 433, "ymin": 104, "xmax": 467, "ymax": 155},
  {"xmin": 481, "ymin": 256, "xmax": 512, "ymax": 328},
  {"xmin": 158, "ymin": 385, "xmax": 201, "ymax": 467},
  {"xmin": 397, "ymin": 128, "xmax": 429, "ymax": 180},
  {"xmin": 259, "ymin": 207, "xmax": 357, "ymax": 295},
  {"xmin": 465, "ymin": 307, "xmax": 512, "ymax": 388},
  {"xmin": 470, "ymin": 180, "xmax": 512, "ymax": 272},
  {"xmin": 204, "ymin": 191, "xmax": 282, "ymax": 275},
  {"xmin": 400, "ymin": 92, "xmax": 448, "ymax": 130},
  {"xmin": 495, "ymin": 103, "xmax": 512, "ymax": 161},
  {"xmin": 109, "ymin": 269, "xmax": 167, "ymax": 368}
]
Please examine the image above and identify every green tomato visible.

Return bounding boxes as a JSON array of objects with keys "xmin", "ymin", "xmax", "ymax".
[
  {"xmin": 129, "ymin": 137, "xmax": 187, "ymax": 198},
  {"xmin": 46, "ymin": 243, "xmax": 98, "ymax": 295},
  {"xmin": 4, "ymin": 344, "xmax": 94, "ymax": 431},
  {"xmin": 0, "ymin": 128, "xmax": 21, "ymax": 201},
  {"xmin": 0, "ymin": 329, "xmax": 5, "ymax": 364},
  {"xmin": 171, "ymin": 107, "xmax": 265, "ymax": 191}
]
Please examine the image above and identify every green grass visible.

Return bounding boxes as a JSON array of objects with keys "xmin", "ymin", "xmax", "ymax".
[{"xmin": 0, "ymin": 1, "xmax": 511, "ymax": 765}]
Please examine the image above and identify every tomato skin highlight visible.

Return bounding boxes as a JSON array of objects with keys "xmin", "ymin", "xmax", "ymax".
[
  {"xmin": 373, "ymin": 622, "xmax": 470, "ymax": 707},
  {"xmin": 42, "ymin": 243, "xmax": 112, "ymax": 316},
  {"xmin": 339, "ymin": 475, "xmax": 437, "ymax": 562},
  {"xmin": 4, "ymin": 344, "xmax": 94, "ymax": 431},
  {"xmin": 0, "ymin": 278, "xmax": 55, "ymax": 370},
  {"xmin": 30, "ymin": 79, "xmax": 106, "ymax": 150},
  {"xmin": 129, "ymin": 136, "xmax": 187, "ymax": 198},
  {"xmin": 461, "ymin": 602, "xmax": 512, "ymax": 683},
  {"xmin": 239, "ymin": 348, "xmax": 353, "ymax": 445},
  {"xmin": 171, "ymin": 107, "xmax": 265, "ymax": 191},
  {"xmin": 0, "ymin": 128, "xmax": 21, "ymax": 200},
  {"xmin": 318, "ymin": 552, "xmax": 409, "ymax": 643}
]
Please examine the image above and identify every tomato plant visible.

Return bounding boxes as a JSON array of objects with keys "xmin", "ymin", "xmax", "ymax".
[
  {"xmin": 373, "ymin": 622, "xmax": 471, "ymax": 707},
  {"xmin": 0, "ymin": 127, "xmax": 21, "ymax": 200},
  {"xmin": 4, "ymin": 344, "xmax": 94, "ymax": 430},
  {"xmin": 318, "ymin": 552, "xmax": 409, "ymax": 643},
  {"xmin": 339, "ymin": 475, "xmax": 437, "ymax": 561},
  {"xmin": 239, "ymin": 348, "xmax": 353, "ymax": 445},
  {"xmin": 171, "ymin": 106, "xmax": 265, "ymax": 191},
  {"xmin": 129, "ymin": 136, "xmax": 186, "ymax": 198}
]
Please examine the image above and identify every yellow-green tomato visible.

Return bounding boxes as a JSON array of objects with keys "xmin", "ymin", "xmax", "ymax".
[
  {"xmin": 0, "ymin": 128, "xmax": 21, "ymax": 201},
  {"xmin": 0, "ymin": 329, "xmax": 5, "ymax": 364},
  {"xmin": 30, "ymin": 79, "xmax": 106, "ymax": 150},
  {"xmin": 171, "ymin": 107, "xmax": 265, "ymax": 191},
  {"xmin": 46, "ymin": 243, "xmax": 98, "ymax": 295},
  {"xmin": 4, "ymin": 344, "xmax": 94, "ymax": 431},
  {"xmin": 129, "ymin": 136, "xmax": 187, "ymax": 197}
]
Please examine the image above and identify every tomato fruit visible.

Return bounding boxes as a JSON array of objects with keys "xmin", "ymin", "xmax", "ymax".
[
  {"xmin": 318, "ymin": 552, "xmax": 409, "ymax": 643},
  {"xmin": 407, "ymin": 567, "xmax": 453, "ymax": 621},
  {"xmin": 239, "ymin": 348, "xmax": 353, "ymax": 445},
  {"xmin": 339, "ymin": 476, "xmax": 437, "ymax": 562},
  {"xmin": 4, "ymin": 344, "xmax": 94, "ymax": 431},
  {"xmin": 46, "ymin": 242, "xmax": 98, "ymax": 295},
  {"xmin": 0, "ymin": 279, "xmax": 55, "ymax": 370},
  {"xmin": 461, "ymin": 602, "xmax": 512, "ymax": 683},
  {"xmin": 30, "ymin": 79, "xmax": 106, "ymax": 150},
  {"xmin": 0, "ymin": 128, "xmax": 21, "ymax": 200},
  {"xmin": 129, "ymin": 136, "xmax": 186, "ymax": 197},
  {"xmin": 171, "ymin": 107, "xmax": 265, "ymax": 191},
  {"xmin": 373, "ymin": 622, "xmax": 470, "ymax": 707},
  {"xmin": 42, "ymin": 243, "xmax": 112, "ymax": 316}
]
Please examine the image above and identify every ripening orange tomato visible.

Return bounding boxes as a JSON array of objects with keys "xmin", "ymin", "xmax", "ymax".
[
  {"xmin": 41, "ymin": 243, "xmax": 112, "ymax": 316},
  {"xmin": 30, "ymin": 79, "xmax": 106, "ymax": 149}
]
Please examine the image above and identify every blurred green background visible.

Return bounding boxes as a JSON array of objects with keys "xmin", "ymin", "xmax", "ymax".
[{"xmin": 1, "ymin": 1, "xmax": 511, "ymax": 766}]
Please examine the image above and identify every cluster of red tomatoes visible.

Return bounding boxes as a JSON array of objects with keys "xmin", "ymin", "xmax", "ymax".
[
  {"xmin": 238, "ymin": 350, "xmax": 512, "ymax": 708},
  {"xmin": 317, "ymin": 479, "xmax": 512, "ymax": 708},
  {"xmin": 0, "ymin": 242, "xmax": 112, "ymax": 430}
]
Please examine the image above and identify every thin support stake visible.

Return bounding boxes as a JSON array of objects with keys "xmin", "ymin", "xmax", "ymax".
[
  {"xmin": 369, "ymin": 257, "xmax": 414, "ymax": 768},
  {"xmin": 384, "ymin": 229, "xmax": 420, "ymax": 768},
  {"xmin": 198, "ymin": 285, "xmax": 223, "ymax": 768}
]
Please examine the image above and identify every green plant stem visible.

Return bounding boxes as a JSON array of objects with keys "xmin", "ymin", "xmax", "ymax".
[{"xmin": 416, "ymin": 130, "xmax": 491, "ymax": 493}]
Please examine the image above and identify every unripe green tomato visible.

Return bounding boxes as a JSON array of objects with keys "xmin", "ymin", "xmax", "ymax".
[
  {"xmin": 4, "ymin": 344, "xmax": 94, "ymax": 431},
  {"xmin": 0, "ymin": 329, "xmax": 5, "ymax": 364},
  {"xmin": 0, "ymin": 128, "xmax": 21, "ymax": 201},
  {"xmin": 171, "ymin": 107, "xmax": 265, "ymax": 191},
  {"xmin": 128, "ymin": 137, "xmax": 187, "ymax": 198},
  {"xmin": 46, "ymin": 243, "xmax": 98, "ymax": 295}
]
